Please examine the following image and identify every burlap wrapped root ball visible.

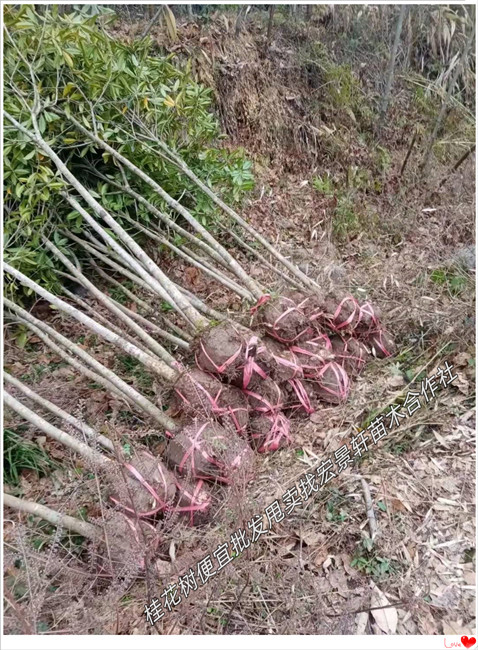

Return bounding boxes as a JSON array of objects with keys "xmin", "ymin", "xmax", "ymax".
[
  {"xmin": 108, "ymin": 450, "xmax": 177, "ymax": 517},
  {"xmin": 171, "ymin": 368, "xmax": 223, "ymax": 421},
  {"xmin": 330, "ymin": 335, "xmax": 369, "ymax": 377},
  {"xmin": 255, "ymin": 293, "xmax": 313, "ymax": 344},
  {"xmin": 282, "ymin": 377, "xmax": 319, "ymax": 415},
  {"xmin": 195, "ymin": 322, "xmax": 262, "ymax": 383},
  {"xmin": 165, "ymin": 421, "xmax": 253, "ymax": 484},
  {"xmin": 364, "ymin": 328, "xmax": 396, "ymax": 358},
  {"xmin": 171, "ymin": 368, "xmax": 250, "ymax": 435},
  {"xmin": 312, "ymin": 361, "xmax": 350, "ymax": 404},
  {"xmin": 289, "ymin": 337, "xmax": 334, "ymax": 379}
]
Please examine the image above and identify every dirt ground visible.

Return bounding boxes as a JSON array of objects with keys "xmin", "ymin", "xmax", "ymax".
[{"xmin": 3, "ymin": 9, "xmax": 476, "ymax": 637}]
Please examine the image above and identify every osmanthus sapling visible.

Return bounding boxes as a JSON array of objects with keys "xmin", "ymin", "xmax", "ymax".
[
  {"xmin": 3, "ymin": 493, "xmax": 162, "ymax": 573},
  {"xmin": 3, "ymin": 391, "xmax": 211, "ymax": 525},
  {"xmin": 4, "ymin": 298, "xmax": 178, "ymax": 430}
]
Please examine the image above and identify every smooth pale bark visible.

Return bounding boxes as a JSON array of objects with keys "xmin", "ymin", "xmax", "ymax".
[
  {"xmin": 4, "ymin": 493, "xmax": 100, "ymax": 540},
  {"xmin": 227, "ymin": 228, "xmax": 300, "ymax": 288},
  {"xmin": 68, "ymin": 230, "xmax": 222, "ymax": 324},
  {"xmin": 4, "ymin": 391, "xmax": 110, "ymax": 467},
  {"xmin": 3, "ymin": 112, "xmax": 207, "ymax": 330},
  {"xmin": 88, "ymin": 260, "xmax": 193, "ymax": 342},
  {"xmin": 111, "ymin": 298, "xmax": 190, "ymax": 350},
  {"xmin": 4, "ymin": 263, "xmax": 177, "ymax": 382},
  {"xmin": 61, "ymin": 286, "xmax": 153, "ymax": 356},
  {"xmin": 43, "ymin": 237, "xmax": 176, "ymax": 366},
  {"xmin": 132, "ymin": 126, "xmax": 321, "ymax": 293},
  {"xmin": 5, "ymin": 299, "xmax": 180, "ymax": 432},
  {"xmin": 65, "ymin": 229, "xmax": 161, "ymax": 298},
  {"xmin": 62, "ymin": 193, "xmax": 201, "ymax": 329},
  {"xmin": 57, "ymin": 111, "xmax": 264, "ymax": 300},
  {"xmin": 90, "ymin": 171, "xmax": 232, "ymax": 274},
  {"xmin": 172, "ymin": 281, "xmax": 226, "ymax": 322},
  {"xmin": 127, "ymin": 216, "xmax": 253, "ymax": 300},
  {"xmin": 9, "ymin": 309, "xmax": 134, "ymax": 406},
  {"xmin": 4, "ymin": 373, "xmax": 115, "ymax": 454}
]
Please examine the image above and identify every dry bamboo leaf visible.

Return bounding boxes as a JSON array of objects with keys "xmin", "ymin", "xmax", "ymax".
[
  {"xmin": 370, "ymin": 581, "xmax": 398, "ymax": 634},
  {"xmin": 355, "ymin": 611, "xmax": 369, "ymax": 634},
  {"xmin": 163, "ymin": 5, "xmax": 178, "ymax": 43}
]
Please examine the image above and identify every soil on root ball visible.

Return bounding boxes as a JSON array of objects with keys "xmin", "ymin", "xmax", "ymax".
[
  {"xmin": 171, "ymin": 368, "xmax": 224, "ymax": 420},
  {"xmin": 365, "ymin": 328, "xmax": 396, "ymax": 358},
  {"xmin": 329, "ymin": 335, "xmax": 369, "ymax": 376},
  {"xmin": 195, "ymin": 322, "xmax": 257, "ymax": 382},
  {"xmin": 262, "ymin": 336, "xmax": 303, "ymax": 382},
  {"xmin": 313, "ymin": 361, "xmax": 350, "ymax": 404},
  {"xmin": 282, "ymin": 377, "xmax": 319, "ymax": 416},
  {"xmin": 248, "ymin": 412, "xmax": 291, "ymax": 453},
  {"xmin": 256, "ymin": 295, "xmax": 313, "ymax": 344},
  {"xmin": 107, "ymin": 450, "xmax": 177, "ymax": 517},
  {"xmin": 165, "ymin": 421, "xmax": 254, "ymax": 483}
]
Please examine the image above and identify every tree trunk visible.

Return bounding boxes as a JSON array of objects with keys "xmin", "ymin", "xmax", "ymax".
[
  {"xmin": 4, "ymin": 392, "xmax": 110, "ymax": 468},
  {"xmin": 378, "ymin": 5, "xmax": 407, "ymax": 131},
  {"xmin": 5, "ymin": 298, "xmax": 179, "ymax": 432},
  {"xmin": 4, "ymin": 263, "xmax": 178, "ymax": 382},
  {"xmin": 4, "ymin": 494, "xmax": 100, "ymax": 540},
  {"xmin": 4, "ymin": 373, "xmax": 115, "ymax": 454},
  {"xmin": 4, "ymin": 112, "xmax": 207, "ymax": 331},
  {"xmin": 266, "ymin": 5, "xmax": 276, "ymax": 50}
]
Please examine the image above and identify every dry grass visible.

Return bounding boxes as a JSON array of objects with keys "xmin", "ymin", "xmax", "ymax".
[{"xmin": 3, "ymin": 8, "xmax": 475, "ymax": 637}]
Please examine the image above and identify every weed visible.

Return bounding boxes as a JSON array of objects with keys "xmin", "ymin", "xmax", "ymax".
[
  {"xmin": 351, "ymin": 540, "xmax": 398, "ymax": 580},
  {"xmin": 430, "ymin": 266, "xmax": 470, "ymax": 297},
  {"xmin": 106, "ymin": 280, "xmax": 134, "ymax": 305},
  {"xmin": 312, "ymin": 174, "xmax": 334, "ymax": 197},
  {"xmin": 4, "ymin": 427, "xmax": 58, "ymax": 486},
  {"xmin": 325, "ymin": 488, "xmax": 349, "ymax": 523},
  {"xmin": 116, "ymin": 354, "xmax": 154, "ymax": 390},
  {"xmin": 333, "ymin": 195, "xmax": 360, "ymax": 240}
]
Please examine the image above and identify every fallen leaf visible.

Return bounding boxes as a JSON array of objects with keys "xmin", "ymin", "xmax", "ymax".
[
  {"xmin": 370, "ymin": 581, "xmax": 398, "ymax": 634},
  {"xmin": 442, "ymin": 620, "xmax": 473, "ymax": 636},
  {"xmin": 299, "ymin": 528, "xmax": 324, "ymax": 547},
  {"xmin": 355, "ymin": 611, "xmax": 369, "ymax": 634}
]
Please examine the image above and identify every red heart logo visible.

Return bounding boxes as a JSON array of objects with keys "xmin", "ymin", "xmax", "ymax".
[{"xmin": 461, "ymin": 637, "xmax": 477, "ymax": 649}]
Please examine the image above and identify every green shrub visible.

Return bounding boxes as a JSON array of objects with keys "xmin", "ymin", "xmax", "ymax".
[{"xmin": 3, "ymin": 5, "xmax": 254, "ymax": 299}]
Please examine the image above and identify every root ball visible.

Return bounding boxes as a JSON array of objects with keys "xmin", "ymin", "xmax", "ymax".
[{"xmin": 165, "ymin": 421, "xmax": 253, "ymax": 483}]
